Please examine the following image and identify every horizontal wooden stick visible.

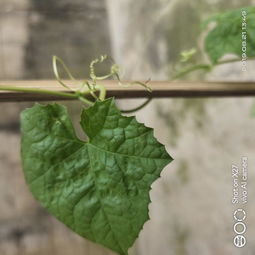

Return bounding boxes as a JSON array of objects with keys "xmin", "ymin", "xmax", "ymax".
[{"xmin": 0, "ymin": 80, "xmax": 255, "ymax": 101}]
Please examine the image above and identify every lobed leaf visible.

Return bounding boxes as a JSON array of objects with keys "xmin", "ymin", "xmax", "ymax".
[
  {"xmin": 20, "ymin": 98, "xmax": 172, "ymax": 255},
  {"xmin": 202, "ymin": 6, "xmax": 255, "ymax": 64}
]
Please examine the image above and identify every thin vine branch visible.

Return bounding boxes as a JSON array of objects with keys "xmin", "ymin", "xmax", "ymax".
[
  {"xmin": 172, "ymin": 57, "xmax": 255, "ymax": 80},
  {"xmin": 0, "ymin": 55, "xmax": 152, "ymax": 113},
  {"xmin": 0, "ymin": 85, "xmax": 77, "ymax": 99}
]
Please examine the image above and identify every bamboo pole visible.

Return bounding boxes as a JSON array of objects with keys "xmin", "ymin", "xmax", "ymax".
[{"xmin": 0, "ymin": 80, "xmax": 255, "ymax": 101}]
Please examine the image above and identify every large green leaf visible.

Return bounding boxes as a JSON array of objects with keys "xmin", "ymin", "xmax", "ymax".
[
  {"xmin": 20, "ymin": 98, "xmax": 172, "ymax": 255},
  {"xmin": 203, "ymin": 6, "xmax": 255, "ymax": 64}
]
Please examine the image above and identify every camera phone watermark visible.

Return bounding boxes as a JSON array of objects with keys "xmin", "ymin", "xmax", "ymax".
[
  {"xmin": 241, "ymin": 10, "xmax": 247, "ymax": 72},
  {"xmin": 231, "ymin": 157, "xmax": 248, "ymax": 248}
]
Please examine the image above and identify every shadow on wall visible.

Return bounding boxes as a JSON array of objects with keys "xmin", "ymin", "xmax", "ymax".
[{"xmin": 24, "ymin": 0, "xmax": 112, "ymax": 79}]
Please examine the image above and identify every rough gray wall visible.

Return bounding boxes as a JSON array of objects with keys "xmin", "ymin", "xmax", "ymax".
[
  {"xmin": 24, "ymin": 0, "xmax": 111, "ymax": 79},
  {"xmin": 0, "ymin": 0, "xmax": 29, "ymax": 79},
  {"xmin": 0, "ymin": 0, "xmax": 111, "ymax": 80},
  {"xmin": 1, "ymin": 0, "xmax": 255, "ymax": 255}
]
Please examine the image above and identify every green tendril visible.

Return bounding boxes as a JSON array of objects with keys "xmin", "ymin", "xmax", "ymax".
[
  {"xmin": 120, "ymin": 98, "xmax": 152, "ymax": 114},
  {"xmin": 52, "ymin": 56, "xmax": 76, "ymax": 90},
  {"xmin": 88, "ymin": 54, "xmax": 152, "ymax": 96},
  {"xmin": 89, "ymin": 55, "xmax": 119, "ymax": 82},
  {"xmin": 0, "ymin": 54, "xmax": 152, "ymax": 113},
  {"xmin": 53, "ymin": 56, "xmax": 97, "ymax": 104},
  {"xmin": 117, "ymin": 79, "xmax": 152, "ymax": 92}
]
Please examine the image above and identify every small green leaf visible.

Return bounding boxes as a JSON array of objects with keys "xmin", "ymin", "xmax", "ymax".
[
  {"xmin": 20, "ymin": 98, "xmax": 172, "ymax": 255},
  {"xmin": 202, "ymin": 6, "xmax": 255, "ymax": 64}
]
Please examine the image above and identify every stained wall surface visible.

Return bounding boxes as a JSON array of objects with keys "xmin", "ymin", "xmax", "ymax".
[{"xmin": 0, "ymin": 1, "xmax": 255, "ymax": 255}]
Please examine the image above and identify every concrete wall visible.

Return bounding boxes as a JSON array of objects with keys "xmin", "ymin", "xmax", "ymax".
[{"xmin": 1, "ymin": 1, "xmax": 255, "ymax": 255}]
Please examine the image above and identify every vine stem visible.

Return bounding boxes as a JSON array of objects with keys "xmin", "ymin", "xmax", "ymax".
[
  {"xmin": 0, "ymin": 84, "xmax": 104, "ymax": 105},
  {"xmin": 172, "ymin": 57, "xmax": 255, "ymax": 80},
  {"xmin": 0, "ymin": 85, "xmax": 77, "ymax": 98},
  {"xmin": 172, "ymin": 64, "xmax": 211, "ymax": 80}
]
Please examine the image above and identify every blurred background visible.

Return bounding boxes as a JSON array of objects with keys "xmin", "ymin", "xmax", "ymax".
[{"xmin": 1, "ymin": 0, "xmax": 255, "ymax": 254}]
